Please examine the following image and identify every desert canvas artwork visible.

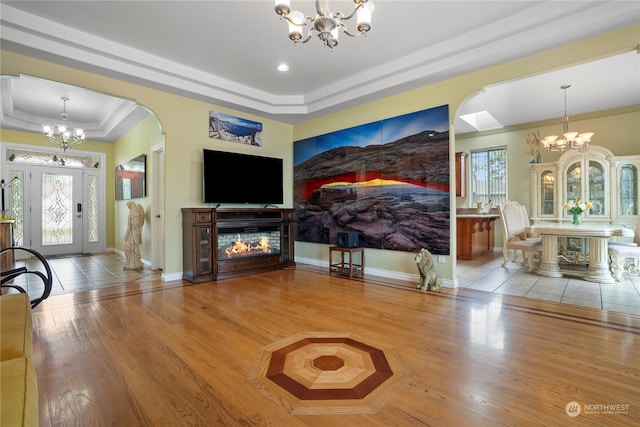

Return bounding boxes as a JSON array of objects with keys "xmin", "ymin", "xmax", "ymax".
[{"xmin": 294, "ymin": 105, "xmax": 450, "ymax": 255}]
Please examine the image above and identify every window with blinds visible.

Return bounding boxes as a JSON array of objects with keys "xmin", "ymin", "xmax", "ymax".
[{"xmin": 470, "ymin": 147, "xmax": 507, "ymax": 207}]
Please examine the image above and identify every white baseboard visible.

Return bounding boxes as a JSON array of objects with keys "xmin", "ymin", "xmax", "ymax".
[
  {"xmin": 104, "ymin": 250, "xmax": 457, "ymax": 287},
  {"xmin": 294, "ymin": 256, "xmax": 458, "ymax": 288},
  {"xmin": 161, "ymin": 272, "xmax": 183, "ymax": 281}
]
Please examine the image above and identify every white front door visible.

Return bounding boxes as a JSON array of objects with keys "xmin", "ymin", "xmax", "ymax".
[
  {"xmin": 30, "ymin": 166, "xmax": 84, "ymax": 255},
  {"xmin": 2, "ymin": 144, "xmax": 107, "ymax": 257}
]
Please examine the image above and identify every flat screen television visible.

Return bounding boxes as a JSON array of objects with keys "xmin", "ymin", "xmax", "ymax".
[{"xmin": 203, "ymin": 149, "xmax": 283, "ymax": 205}]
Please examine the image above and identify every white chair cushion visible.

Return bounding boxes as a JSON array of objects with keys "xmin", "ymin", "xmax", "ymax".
[{"xmin": 608, "ymin": 242, "xmax": 640, "ymax": 258}]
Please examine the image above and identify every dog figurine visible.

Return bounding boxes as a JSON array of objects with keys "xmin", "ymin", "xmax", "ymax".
[{"xmin": 415, "ymin": 248, "xmax": 442, "ymax": 291}]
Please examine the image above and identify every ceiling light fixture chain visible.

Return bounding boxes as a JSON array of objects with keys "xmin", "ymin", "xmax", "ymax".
[
  {"xmin": 275, "ymin": 0, "xmax": 375, "ymax": 50},
  {"xmin": 541, "ymin": 85, "xmax": 593, "ymax": 152},
  {"xmin": 42, "ymin": 96, "xmax": 85, "ymax": 152}
]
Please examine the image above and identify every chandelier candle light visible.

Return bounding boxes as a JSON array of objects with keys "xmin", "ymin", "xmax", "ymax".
[
  {"xmin": 540, "ymin": 85, "xmax": 593, "ymax": 153},
  {"xmin": 564, "ymin": 196, "xmax": 593, "ymax": 225},
  {"xmin": 42, "ymin": 96, "xmax": 85, "ymax": 152},
  {"xmin": 274, "ymin": 0, "xmax": 374, "ymax": 49}
]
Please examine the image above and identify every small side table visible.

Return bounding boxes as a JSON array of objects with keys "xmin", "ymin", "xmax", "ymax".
[{"xmin": 329, "ymin": 246, "xmax": 364, "ymax": 279}]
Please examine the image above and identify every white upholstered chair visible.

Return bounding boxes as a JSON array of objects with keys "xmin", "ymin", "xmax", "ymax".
[
  {"xmin": 498, "ymin": 201, "xmax": 542, "ymax": 272},
  {"xmin": 608, "ymin": 214, "xmax": 640, "ymax": 281}
]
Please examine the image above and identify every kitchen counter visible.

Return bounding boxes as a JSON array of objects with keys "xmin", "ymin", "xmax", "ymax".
[{"xmin": 456, "ymin": 214, "xmax": 499, "ymax": 260}]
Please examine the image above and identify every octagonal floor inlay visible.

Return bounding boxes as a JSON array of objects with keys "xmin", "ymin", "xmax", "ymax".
[
  {"xmin": 314, "ymin": 355, "xmax": 344, "ymax": 370},
  {"xmin": 247, "ymin": 332, "xmax": 408, "ymax": 415}
]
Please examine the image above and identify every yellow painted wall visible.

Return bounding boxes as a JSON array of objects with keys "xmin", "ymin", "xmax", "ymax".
[
  {"xmin": 113, "ymin": 114, "xmax": 164, "ymax": 262},
  {"xmin": 1, "ymin": 23, "xmax": 638, "ymax": 282},
  {"xmin": 1, "ymin": 52, "xmax": 293, "ymax": 276}
]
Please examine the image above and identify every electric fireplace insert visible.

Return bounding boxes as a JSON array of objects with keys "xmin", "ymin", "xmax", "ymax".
[
  {"xmin": 181, "ymin": 208, "xmax": 295, "ymax": 282},
  {"xmin": 217, "ymin": 225, "xmax": 281, "ymax": 260}
]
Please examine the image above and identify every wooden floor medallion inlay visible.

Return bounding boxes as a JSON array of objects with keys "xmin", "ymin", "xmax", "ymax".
[
  {"xmin": 247, "ymin": 332, "xmax": 408, "ymax": 415},
  {"xmin": 313, "ymin": 355, "xmax": 344, "ymax": 370}
]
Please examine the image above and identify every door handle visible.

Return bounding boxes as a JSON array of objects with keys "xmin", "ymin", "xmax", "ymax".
[{"xmin": 155, "ymin": 215, "xmax": 161, "ymax": 218}]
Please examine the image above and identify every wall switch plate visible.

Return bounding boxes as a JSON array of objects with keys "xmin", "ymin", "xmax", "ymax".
[{"xmin": 438, "ymin": 255, "xmax": 445, "ymax": 263}]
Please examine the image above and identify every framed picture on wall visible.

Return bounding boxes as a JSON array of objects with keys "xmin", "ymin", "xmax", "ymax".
[
  {"xmin": 115, "ymin": 154, "xmax": 146, "ymax": 200},
  {"xmin": 209, "ymin": 111, "xmax": 262, "ymax": 146}
]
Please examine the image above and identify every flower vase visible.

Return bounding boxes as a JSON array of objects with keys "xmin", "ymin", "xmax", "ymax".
[{"xmin": 572, "ymin": 213, "xmax": 580, "ymax": 225}]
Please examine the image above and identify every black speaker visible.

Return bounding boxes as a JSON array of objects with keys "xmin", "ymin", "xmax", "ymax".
[{"xmin": 337, "ymin": 231, "xmax": 359, "ymax": 248}]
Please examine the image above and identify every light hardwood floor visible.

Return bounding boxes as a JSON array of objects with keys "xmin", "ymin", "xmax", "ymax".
[
  {"xmin": 28, "ymin": 251, "xmax": 640, "ymax": 316},
  {"xmin": 31, "ymin": 265, "xmax": 639, "ymax": 426}
]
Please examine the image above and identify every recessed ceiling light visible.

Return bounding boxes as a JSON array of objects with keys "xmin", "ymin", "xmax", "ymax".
[{"xmin": 277, "ymin": 63, "xmax": 289, "ymax": 72}]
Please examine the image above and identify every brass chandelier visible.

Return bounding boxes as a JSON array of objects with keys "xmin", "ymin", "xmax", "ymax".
[
  {"xmin": 274, "ymin": 0, "xmax": 375, "ymax": 49},
  {"xmin": 42, "ymin": 96, "xmax": 85, "ymax": 152},
  {"xmin": 541, "ymin": 85, "xmax": 593, "ymax": 152}
]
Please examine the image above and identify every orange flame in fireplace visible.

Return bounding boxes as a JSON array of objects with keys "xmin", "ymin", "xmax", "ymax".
[{"xmin": 225, "ymin": 234, "xmax": 271, "ymax": 257}]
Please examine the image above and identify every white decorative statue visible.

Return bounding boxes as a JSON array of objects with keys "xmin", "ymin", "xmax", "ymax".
[{"xmin": 124, "ymin": 201, "xmax": 145, "ymax": 270}]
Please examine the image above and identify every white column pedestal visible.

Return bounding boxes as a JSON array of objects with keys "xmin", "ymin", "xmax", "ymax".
[
  {"xmin": 583, "ymin": 236, "xmax": 615, "ymax": 283},
  {"xmin": 536, "ymin": 235, "xmax": 563, "ymax": 278}
]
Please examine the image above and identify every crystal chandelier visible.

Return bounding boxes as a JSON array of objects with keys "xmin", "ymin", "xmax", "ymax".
[
  {"xmin": 42, "ymin": 96, "xmax": 85, "ymax": 152},
  {"xmin": 274, "ymin": 0, "xmax": 375, "ymax": 49},
  {"xmin": 541, "ymin": 85, "xmax": 593, "ymax": 152}
]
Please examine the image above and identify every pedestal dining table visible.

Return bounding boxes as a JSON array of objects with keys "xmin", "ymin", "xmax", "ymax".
[{"xmin": 525, "ymin": 222, "xmax": 634, "ymax": 283}]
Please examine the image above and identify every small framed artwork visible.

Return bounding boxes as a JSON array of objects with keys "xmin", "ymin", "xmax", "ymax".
[{"xmin": 209, "ymin": 111, "xmax": 262, "ymax": 146}]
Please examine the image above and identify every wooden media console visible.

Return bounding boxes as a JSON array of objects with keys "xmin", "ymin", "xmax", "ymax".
[{"xmin": 182, "ymin": 208, "xmax": 295, "ymax": 282}]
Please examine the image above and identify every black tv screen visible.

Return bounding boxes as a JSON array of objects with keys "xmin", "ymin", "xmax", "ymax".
[{"xmin": 203, "ymin": 149, "xmax": 283, "ymax": 204}]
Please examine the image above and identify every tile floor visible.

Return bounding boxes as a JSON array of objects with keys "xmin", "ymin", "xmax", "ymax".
[
  {"xmin": 457, "ymin": 250, "xmax": 640, "ymax": 316},
  {"xmin": 6, "ymin": 252, "xmax": 162, "ymax": 298},
  {"xmin": 6, "ymin": 250, "xmax": 640, "ymax": 316}
]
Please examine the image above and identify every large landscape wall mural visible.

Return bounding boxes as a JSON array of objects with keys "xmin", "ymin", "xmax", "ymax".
[{"xmin": 294, "ymin": 105, "xmax": 450, "ymax": 255}]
